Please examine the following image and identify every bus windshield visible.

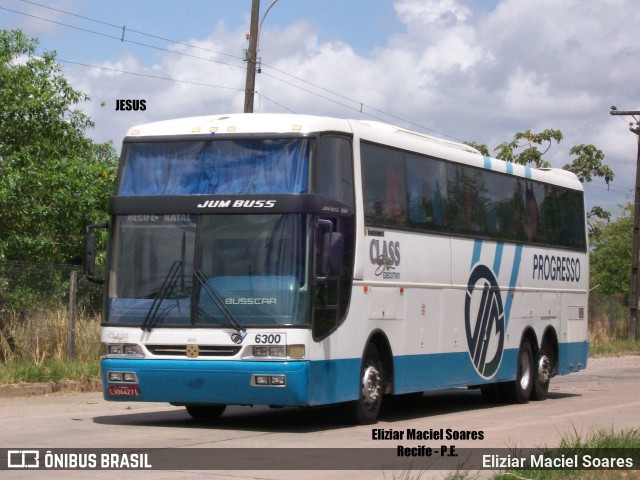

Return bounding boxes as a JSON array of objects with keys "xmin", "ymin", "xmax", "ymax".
[
  {"xmin": 108, "ymin": 214, "xmax": 310, "ymax": 328},
  {"xmin": 117, "ymin": 138, "xmax": 311, "ymax": 196}
]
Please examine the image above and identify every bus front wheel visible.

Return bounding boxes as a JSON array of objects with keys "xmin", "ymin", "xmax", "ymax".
[{"xmin": 347, "ymin": 344, "xmax": 384, "ymax": 425}]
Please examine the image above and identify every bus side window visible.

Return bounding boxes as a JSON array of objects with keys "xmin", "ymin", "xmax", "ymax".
[
  {"xmin": 406, "ymin": 154, "xmax": 448, "ymax": 230},
  {"xmin": 361, "ymin": 142, "xmax": 407, "ymax": 227},
  {"xmin": 317, "ymin": 136, "xmax": 355, "ymax": 208}
]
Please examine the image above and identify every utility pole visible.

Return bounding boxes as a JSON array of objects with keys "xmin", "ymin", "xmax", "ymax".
[
  {"xmin": 610, "ymin": 106, "xmax": 640, "ymax": 340},
  {"xmin": 244, "ymin": 0, "xmax": 260, "ymax": 113}
]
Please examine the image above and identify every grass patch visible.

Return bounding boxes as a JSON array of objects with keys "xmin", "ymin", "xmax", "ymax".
[
  {"xmin": 588, "ymin": 302, "xmax": 640, "ymax": 356},
  {"xmin": 590, "ymin": 338, "xmax": 640, "ymax": 357},
  {"xmin": 0, "ymin": 306, "xmax": 102, "ymax": 383},
  {"xmin": 495, "ymin": 427, "xmax": 640, "ymax": 480},
  {"xmin": 0, "ymin": 358, "xmax": 100, "ymax": 383}
]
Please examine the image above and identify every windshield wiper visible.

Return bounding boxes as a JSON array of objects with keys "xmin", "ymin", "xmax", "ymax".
[
  {"xmin": 141, "ymin": 260, "xmax": 182, "ymax": 331},
  {"xmin": 193, "ymin": 269, "xmax": 246, "ymax": 336}
]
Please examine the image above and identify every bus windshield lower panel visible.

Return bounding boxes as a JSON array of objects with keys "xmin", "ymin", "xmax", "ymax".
[{"xmin": 108, "ymin": 214, "xmax": 310, "ymax": 328}]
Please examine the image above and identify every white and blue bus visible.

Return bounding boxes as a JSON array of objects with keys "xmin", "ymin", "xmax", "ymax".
[{"xmin": 86, "ymin": 114, "xmax": 589, "ymax": 424}]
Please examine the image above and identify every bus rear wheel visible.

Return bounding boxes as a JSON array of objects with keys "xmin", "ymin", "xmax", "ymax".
[
  {"xmin": 185, "ymin": 404, "xmax": 226, "ymax": 420},
  {"xmin": 347, "ymin": 344, "xmax": 384, "ymax": 425},
  {"xmin": 504, "ymin": 341, "xmax": 534, "ymax": 404},
  {"xmin": 531, "ymin": 350, "xmax": 551, "ymax": 401}
]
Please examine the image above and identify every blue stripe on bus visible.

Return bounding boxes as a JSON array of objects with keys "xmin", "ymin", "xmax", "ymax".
[
  {"xmin": 525, "ymin": 166, "xmax": 532, "ymax": 179},
  {"xmin": 504, "ymin": 244, "xmax": 523, "ymax": 325},
  {"xmin": 483, "ymin": 156, "xmax": 492, "ymax": 169},
  {"xmin": 493, "ymin": 242, "xmax": 504, "ymax": 275},
  {"xmin": 471, "ymin": 239, "xmax": 483, "ymax": 268},
  {"xmin": 470, "ymin": 241, "xmax": 522, "ymax": 326},
  {"xmin": 393, "ymin": 349, "xmax": 517, "ymax": 393},
  {"xmin": 101, "ymin": 342, "xmax": 588, "ymax": 406},
  {"xmin": 393, "ymin": 341, "xmax": 588, "ymax": 393},
  {"xmin": 506, "ymin": 162, "xmax": 514, "ymax": 175},
  {"xmin": 558, "ymin": 341, "xmax": 589, "ymax": 372}
]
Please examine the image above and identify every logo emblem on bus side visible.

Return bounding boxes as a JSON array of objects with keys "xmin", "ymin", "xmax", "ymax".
[
  {"xmin": 231, "ymin": 331, "xmax": 247, "ymax": 345},
  {"xmin": 464, "ymin": 264, "xmax": 505, "ymax": 379}
]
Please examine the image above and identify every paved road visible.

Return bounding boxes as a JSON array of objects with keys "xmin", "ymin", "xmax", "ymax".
[{"xmin": 1, "ymin": 355, "xmax": 639, "ymax": 479}]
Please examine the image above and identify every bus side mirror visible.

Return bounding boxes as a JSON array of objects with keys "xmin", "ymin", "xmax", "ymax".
[
  {"xmin": 84, "ymin": 223, "xmax": 108, "ymax": 284},
  {"xmin": 322, "ymin": 231, "xmax": 344, "ymax": 276},
  {"xmin": 316, "ymin": 219, "xmax": 344, "ymax": 282}
]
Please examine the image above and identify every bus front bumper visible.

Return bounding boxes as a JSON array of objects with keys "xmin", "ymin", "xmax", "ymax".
[{"xmin": 101, "ymin": 358, "xmax": 312, "ymax": 406}]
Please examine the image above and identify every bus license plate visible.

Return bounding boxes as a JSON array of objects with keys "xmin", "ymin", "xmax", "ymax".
[{"xmin": 108, "ymin": 385, "xmax": 140, "ymax": 397}]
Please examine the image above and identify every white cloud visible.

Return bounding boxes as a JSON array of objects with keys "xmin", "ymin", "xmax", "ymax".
[
  {"xmin": 394, "ymin": 0, "xmax": 471, "ymax": 31},
  {"xmin": 9, "ymin": 0, "xmax": 76, "ymax": 36},
  {"xmin": 65, "ymin": 0, "xmax": 640, "ymax": 212}
]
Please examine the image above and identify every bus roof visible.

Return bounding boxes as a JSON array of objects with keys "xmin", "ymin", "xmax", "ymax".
[
  {"xmin": 125, "ymin": 113, "xmax": 353, "ymax": 138},
  {"xmin": 125, "ymin": 113, "xmax": 583, "ymax": 191}
]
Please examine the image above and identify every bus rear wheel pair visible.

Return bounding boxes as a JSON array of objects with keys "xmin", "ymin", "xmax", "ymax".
[{"xmin": 481, "ymin": 340, "xmax": 552, "ymax": 403}]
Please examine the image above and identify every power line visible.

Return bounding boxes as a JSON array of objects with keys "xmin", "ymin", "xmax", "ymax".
[
  {"xmin": 55, "ymin": 57, "xmax": 292, "ymax": 113},
  {"xmin": 5, "ymin": 1, "xmax": 457, "ymax": 140},
  {"xmin": 17, "ymin": 0, "xmax": 244, "ymax": 61},
  {"xmin": 0, "ymin": 5, "xmax": 247, "ymax": 71},
  {"xmin": 56, "ymin": 58, "xmax": 287, "ymax": 111},
  {"xmin": 56, "ymin": 58, "xmax": 245, "ymax": 92}
]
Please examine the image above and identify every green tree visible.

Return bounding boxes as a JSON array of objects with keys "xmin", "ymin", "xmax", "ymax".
[
  {"xmin": 494, "ymin": 128, "xmax": 563, "ymax": 168},
  {"xmin": 565, "ymin": 144, "xmax": 614, "ymax": 184},
  {"xmin": 0, "ymin": 29, "xmax": 117, "ymax": 264},
  {"xmin": 590, "ymin": 203, "xmax": 632, "ymax": 295},
  {"xmin": 466, "ymin": 128, "xmax": 615, "ymax": 225},
  {"xmin": 468, "ymin": 129, "xmax": 614, "ymax": 184}
]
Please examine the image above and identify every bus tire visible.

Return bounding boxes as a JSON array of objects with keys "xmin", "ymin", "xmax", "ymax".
[
  {"xmin": 531, "ymin": 349, "xmax": 551, "ymax": 401},
  {"xmin": 185, "ymin": 404, "xmax": 226, "ymax": 420},
  {"xmin": 348, "ymin": 344, "xmax": 384, "ymax": 424},
  {"xmin": 505, "ymin": 341, "xmax": 534, "ymax": 404}
]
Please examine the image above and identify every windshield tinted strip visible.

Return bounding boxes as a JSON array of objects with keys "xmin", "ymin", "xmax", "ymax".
[{"xmin": 109, "ymin": 194, "xmax": 354, "ymax": 216}]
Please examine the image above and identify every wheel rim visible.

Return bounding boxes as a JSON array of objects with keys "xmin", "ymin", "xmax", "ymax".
[
  {"xmin": 361, "ymin": 365, "xmax": 381, "ymax": 406},
  {"xmin": 519, "ymin": 350, "xmax": 531, "ymax": 390},
  {"xmin": 537, "ymin": 354, "xmax": 551, "ymax": 384}
]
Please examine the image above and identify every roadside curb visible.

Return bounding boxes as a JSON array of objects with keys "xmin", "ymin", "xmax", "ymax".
[{"xmin": 0, "ymin": 379, "xmax": 103, "ymax": 398}]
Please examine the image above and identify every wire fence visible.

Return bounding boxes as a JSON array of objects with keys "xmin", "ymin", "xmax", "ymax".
[
  {"xmin": 0, "ymin": 260, "xmax": 102, "ymax": 314},
  {"xmin": 0, "ymin": 261, "xmax": 103, "ymax": 362},
  {"xmin": 589, "ymin": 290, "xmax": 630, "ymax": 343}
]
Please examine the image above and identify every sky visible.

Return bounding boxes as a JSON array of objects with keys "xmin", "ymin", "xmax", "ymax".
[{"xmin": 1, "ymin": 0, "xmax": 639, "ymax": 216}]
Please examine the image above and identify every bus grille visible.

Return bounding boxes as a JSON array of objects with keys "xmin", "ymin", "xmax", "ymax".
[{"xmin": 146, "ymin": 345, "xmax": 241, "ymax": 357}]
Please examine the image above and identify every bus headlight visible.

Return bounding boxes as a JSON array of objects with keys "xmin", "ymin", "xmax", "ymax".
[
  {"xmin": 249, "ymin": 344, "xmax": 305, "ymax": 359},
  {"xmin": 252, "ymin": 375, "xmax": 286, "ymax": 386},
  {"xmin": 124, "ymin": 344, "xmax": 140, "ymax": 355},
  {"xmin": 108, "ymin": 371, "xmax": 138, "ymax": 383},
  {"xmin": 106, "ymin": 344, "xmax": 143, "ymax": 357},
  {"xmin": 252, "ymin": 346, "xmax": 269, "ymax": 357},
  {"xmin": 269, "ymin": 346, "xmax": 286, "ymax": 357}
]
